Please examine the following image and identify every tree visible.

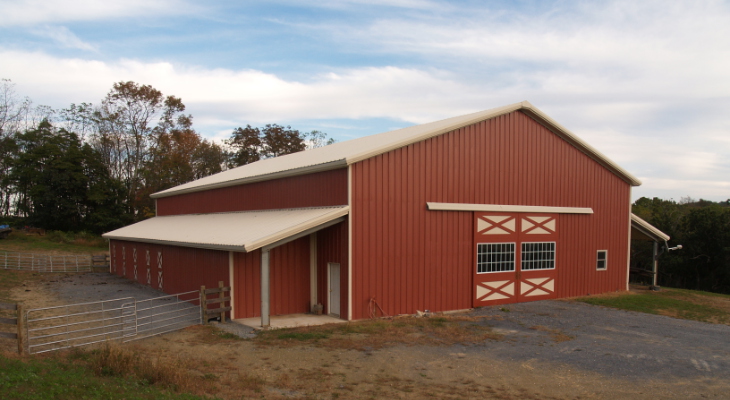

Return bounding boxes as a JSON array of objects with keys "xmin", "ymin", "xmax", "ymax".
[
  {"xmin": 137, "ymin": 123, "xmax": 226, "ymax": 218},
  {"xmin": 226, "ymin": 124, "xmax": 334, "ymax": 167},
  {"xmin": 90, "ymin": 81, "xmax": 189, "ymax": 219},
  {"xmin": 632, "ymin": 197, "xmax": 730, "ymax": 294},
  {"xmin": 9, "ymin": 120, "xmax": 126, "ymax": 232},
  {"xmin": 0, "ymin": 79, "xmax": 31, "ymax": 137}
]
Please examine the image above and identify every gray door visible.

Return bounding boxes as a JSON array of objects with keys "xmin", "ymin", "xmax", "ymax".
[{"xmin": 329, "ymin": 263, "xmax": 340, "ymax": 317}]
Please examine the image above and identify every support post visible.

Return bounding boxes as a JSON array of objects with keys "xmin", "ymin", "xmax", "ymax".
[
  {"xmin": 17, "ymin": 304, "xmax": 26, "ymax": 355},
  {"xmin": 310, "ymin": 233, "xmax": 317, "ymax": 312},
  {"xmin": 261, "ymin": 249, "xmax": 270, "ymax": 328},
  {"xmin": 218, "ymin": 280, "xmax": 225, "ymax": 323},
  {"xmin": 200, "ymin": 285, "xmax": 207, "ymax": 324},
  {"xmin": 651, "ymin": 241, "xmax": 660, "ymax": 291}
]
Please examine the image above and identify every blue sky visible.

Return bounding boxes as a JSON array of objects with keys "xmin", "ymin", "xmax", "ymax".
[{"xmin": 1, "ymin": 0, "xmax": 729, "ymax": 201}]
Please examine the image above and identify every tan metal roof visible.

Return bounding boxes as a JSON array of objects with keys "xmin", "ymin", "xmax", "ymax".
[
  {"xmin": 102, "ymin": 206, "xmax": 349, "ymax": 252},
  {"xmin": 630, "ymin": 213, "xmax": 670, "ymax": 242},
  {"xmin": 152, "ymin": 101, "xmax": 642, "ymax": 199}
]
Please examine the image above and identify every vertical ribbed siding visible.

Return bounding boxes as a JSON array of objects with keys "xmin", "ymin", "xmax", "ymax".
[
  {"xmin": 350, "ymin": 110, "xmax": 630, "ymax": 319},
  {"xmin": 269, "ymin": 236, "xmax": 310, "ymax": 315},
  {"xmin": 109, "ymin": 239, "xmax": 231, "ymax": 316},
  {"xmin": 157, "ymin": 169, "xmax": 348, "ymax": 216},
  {"xmin": 232, "ymin": 238, "xmax": 312, "ymax": 319},
  {"xmin": 233, "ymin": 250, "xmax": 261, "ymax": 318},
  {"xmin": 316, "ymin": 221, "xmax": 349, "ymax": 319}
]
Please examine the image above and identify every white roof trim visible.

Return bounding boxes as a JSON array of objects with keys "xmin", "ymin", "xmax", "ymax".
[
  {"xmin": 102, "ymin": 206, "xmax": 349, "ymax": 252},
  {"xmin": 427, "ymin": 202, "xmax": 594, "ymax": 214},
  {"xmin": 152, "ymin": 101, "xmax": 641, "ymax": 199},
  {"xmin": 631, "ymin": 213, "xmax": 670, "ymax": 242}
]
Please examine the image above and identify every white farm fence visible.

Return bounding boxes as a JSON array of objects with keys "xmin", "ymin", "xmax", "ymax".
[
  {"xmin": 25, "ymin": 291, "xmax": 201, "ymax": 354},
  {"xmin": 1, "ymin": 251, "xmax": 108, "ymax": 273}
]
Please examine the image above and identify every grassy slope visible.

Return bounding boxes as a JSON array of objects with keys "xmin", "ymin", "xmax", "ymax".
[
  {"xmin": 0, "ymin": 231, "xmax": 108, "ymax": 254},
  {"xmin": 576, "ymin": 286, "xmax": 730, "ymax": 325}
]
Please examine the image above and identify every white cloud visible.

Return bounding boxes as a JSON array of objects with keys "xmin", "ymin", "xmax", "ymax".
[
  {"xmin": 30, "ymin": 26, "xmax": 97, "ymax": 51},
  {"xmin": 1, "ymin": 0, "xmax": 729, "ymax": 200},
  {"xmin": 0, "ymin": 0, "xmax": 196, "ymax": 26}
]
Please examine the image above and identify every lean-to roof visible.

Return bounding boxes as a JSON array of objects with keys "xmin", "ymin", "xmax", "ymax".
[
  {"xmin": 152, "ymin": 101, "xmax": 641, "ymax": 199},
  {"xmin": 631, "ymin": 213, "xmax": 670, "ymax": 242},
  {"xmin": 102, "ymin": 206, "xmax": 349, "ymax": 252}
]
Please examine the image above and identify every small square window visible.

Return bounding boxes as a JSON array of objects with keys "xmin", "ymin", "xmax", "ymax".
[{"xmin": 597, "ymin": 250, "xmax": 608, "ymax": 270}]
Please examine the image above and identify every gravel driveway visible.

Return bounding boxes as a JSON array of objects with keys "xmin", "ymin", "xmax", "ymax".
[
  {"xmin": 38, "ymin": 272, "xmax": 730, "ymax": 385},
  {"xmin": 473, "ymin": 300, "xmax": 730, "ymax": 382}
]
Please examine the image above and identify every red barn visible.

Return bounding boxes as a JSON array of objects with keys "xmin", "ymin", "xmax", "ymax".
[{"xmin": 103, "ymin": 101, "xmax": 661, "ymax": 327}]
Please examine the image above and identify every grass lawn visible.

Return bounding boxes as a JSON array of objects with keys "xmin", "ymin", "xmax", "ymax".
[
  {"xmin": 576, "ymin": 285, "xmax": 730, "ymax": 325},
  {"xmin": 0, "ymin": 231, "xmax": 108, "ymax": 255},
  {"xmin": 252, "ymin": 314, "xmax": 503, "ymax": 349},
  {"xmin": 0, "ymin": 353, "xmax": 205, "ymax": 400}
]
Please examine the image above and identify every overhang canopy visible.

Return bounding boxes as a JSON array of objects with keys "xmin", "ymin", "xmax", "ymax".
[
  {"xmin": 630, "ymin": 213, "xmax": 670, "ymax": 242},
  {"xmin": 102, "ymin": 206, "xmax": 349, "ymax": 252}
]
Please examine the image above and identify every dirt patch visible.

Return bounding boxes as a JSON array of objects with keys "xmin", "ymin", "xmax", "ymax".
[
  {"xmin": 529, "ymin": 325, "xmax": 574, "ymax": 343},
  {"xmin": 3, "ymin": 272, "xmax": 730, "ymax": 399}
]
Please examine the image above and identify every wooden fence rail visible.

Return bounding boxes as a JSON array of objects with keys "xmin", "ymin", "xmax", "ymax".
[
  {"xmin": 200, "ymin": 281, "xmax": 231, "ymax": 324},
  {"xmin": 0, "ymin": 301, "xmax": 26, "ymax": 355}
]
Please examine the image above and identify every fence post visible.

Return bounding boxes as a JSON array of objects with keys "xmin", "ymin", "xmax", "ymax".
[
  {"xmin": 200, "ymin": 285, "xmax": 207, "ymax": 325},
  {"xmin": 218, "ymin": 281, "xmax": 225, "ymax": 323},
  {"xmin": 17, "ymin": 304, "xmax": 27, "ymax": 355}
]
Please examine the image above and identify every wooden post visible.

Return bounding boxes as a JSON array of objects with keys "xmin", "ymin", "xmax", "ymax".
[
  {"xmin": 218, "ymin": 281, "xmax": 225, "ymax": 323},
  {"xmin": 200, "ymin": 285, "xmax": 207, "ymax": 324},
  {"xmin": 17, "ymin": 304, "xmax": 26, "ymax": 355}
]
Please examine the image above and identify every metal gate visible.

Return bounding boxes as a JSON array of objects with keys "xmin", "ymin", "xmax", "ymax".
[
  {"xmin": 26, "ymin": 291, "xmax": 201, "ymax": 354},
  {"xmin": 131, "ymin": 291, "xmax": 200, "ymax": 342}
]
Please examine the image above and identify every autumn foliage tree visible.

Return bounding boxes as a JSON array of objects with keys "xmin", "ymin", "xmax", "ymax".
[
  {"xmin": 0, "ymin": 79, "xmax": 335, "ymax": 232},
  {"xmin": 226, "ymin": 124, "xmax": 334, "ymax": 167}
]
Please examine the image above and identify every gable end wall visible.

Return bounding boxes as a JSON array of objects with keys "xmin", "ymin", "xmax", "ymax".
[{"xmin": 349, "ymin": 110, "xmax": 631, "ymax": 319}]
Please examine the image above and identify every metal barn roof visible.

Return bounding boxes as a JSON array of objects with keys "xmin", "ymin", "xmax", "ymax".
[
  {"xmin": 630, "ymin": 213, "xmax": 670, "ymax": 242},
  {"xmin": 102, "ymin": 206, "xmax": 349, "ymax": 252},
  {"xmin": 152, "ymin": 101, "xmax": 641, "ymax": 199}
]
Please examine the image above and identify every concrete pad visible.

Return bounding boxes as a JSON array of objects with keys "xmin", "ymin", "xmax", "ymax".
[{"xmin": 234, "ymin": 313, "xmax": 347, "ymax": 330}]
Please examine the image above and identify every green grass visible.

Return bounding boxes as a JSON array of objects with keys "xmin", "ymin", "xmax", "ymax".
[
  {"xmin": 253, "ymin": 315, "xmax": 500, "ymax": 349},
  {"xmin": 0, "ymin": 231, "xmax": 107, "ymax": 254},
  {"xmin": 577, "ymin": 287, "xmax": 730, "ymax": 325},
  {"xmin": 0, "ymin": 354, "xmax": 204, "ymax": 400}
]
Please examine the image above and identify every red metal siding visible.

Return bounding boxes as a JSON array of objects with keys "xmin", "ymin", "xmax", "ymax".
[
  {"xmin": 232, "ymin": 236, "xmax": 315, "ymax": 319},
  {"xmin": 269, "ymin": 236, "xmax": 311, "ymax": 316},
  {"xmin": 232, "ymin": 250, "xmax": 261, "ymax": 318},
  {"xmin": 350, "ymin": 110, "xmax": 631, "ymax": 319},
  {"xmin": 108, "ymin": 239, "xmax": 229, "ymax": 297},
  {"xmin": 157, "ymin": 168, "xmax": 347, "ymax": 216},
  {"xmin": 316, "ymin": 221, "xmax": 349, "ymax": 319}
]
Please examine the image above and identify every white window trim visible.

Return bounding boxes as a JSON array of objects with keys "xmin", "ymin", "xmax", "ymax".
[
  {"xmin": 597, "ymin": 250, "xmax": 608, "ymax": 271},
  {"xmin": 520, "ymin": 241, "xmax": 557, "ymax": 271},
  {"xmin": 476, "ymin": 242, "xmax": 516, "ymax": 274}
]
